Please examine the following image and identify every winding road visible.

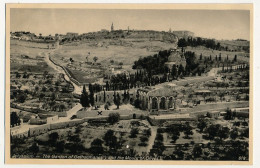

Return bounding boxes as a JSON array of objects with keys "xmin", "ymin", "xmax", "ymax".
[{"xmin": 42, "ymin": 49, "xmax": 83, "ymax": 94}]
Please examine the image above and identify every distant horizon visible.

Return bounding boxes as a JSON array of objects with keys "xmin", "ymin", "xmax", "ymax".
[
  {"xmin": 10, "ymin": 29, "xmax": 250, "ymax": 41},
  {"xmin": 10, "ymin": 9, "xmax": 250, "ymax": 41}
]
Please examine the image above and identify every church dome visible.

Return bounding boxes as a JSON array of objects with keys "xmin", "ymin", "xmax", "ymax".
[{"xmin": 168, "ymin": 50, "xmax": 182, "ymax": 62}]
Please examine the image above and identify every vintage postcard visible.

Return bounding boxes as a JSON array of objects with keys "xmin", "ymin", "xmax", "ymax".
[{"xmin": 5, "ymin": 3, "xmax": 253, "ymax": 165}]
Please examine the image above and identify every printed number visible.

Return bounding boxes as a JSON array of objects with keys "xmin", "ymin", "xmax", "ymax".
[{"xmin": 238, "ymin": 156, "xmax": 247, "ymax": 161}]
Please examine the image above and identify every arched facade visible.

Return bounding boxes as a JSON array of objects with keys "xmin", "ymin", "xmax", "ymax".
[
  {"xmin": 137, "ymin": 87, "xmax": 177, "ymax": 112},
  {"xmin": 151, "ymin": 97, "xmax": 158, "ymax": 109},
  {"xmin": 148, "ymin": 96, "xmax": 175, "ymax": 111},
  {"xmin": 168, "ymin": 97, "xmax": 174, "ymax": 109}
]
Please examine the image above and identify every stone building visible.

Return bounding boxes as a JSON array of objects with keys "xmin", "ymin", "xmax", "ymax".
[
  {"xmin": 165, "ymin": 48, "xmax": 186, "ymax": 71},
  {"xmin": 137, "ymin": 86, "xmax": 178, "ymax": 112}
]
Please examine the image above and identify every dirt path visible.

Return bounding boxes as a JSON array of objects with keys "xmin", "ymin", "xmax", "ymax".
[
  {"xmin": 42, "ymin": 50, "xmax": 82, "ymax": 94},
  {"xmin": 146, "ymin": 126, "xmax": 157, "ymax": 153}
]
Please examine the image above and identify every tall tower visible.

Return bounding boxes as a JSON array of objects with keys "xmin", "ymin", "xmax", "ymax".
[{"xmin": 111, "ymin": 22, "xmax": 114, "ymax": 32}]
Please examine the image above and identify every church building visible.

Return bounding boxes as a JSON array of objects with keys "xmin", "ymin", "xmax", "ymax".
[{"xmin": 165, "ymin": 48, "xmax": 186, "ymax": 71}]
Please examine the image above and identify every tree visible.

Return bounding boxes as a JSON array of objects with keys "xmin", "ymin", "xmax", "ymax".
[
  {"xmin": 93, "ymin": 56, "xmax": 98, "ymax": 63},
  {"xmin": 104, "ymin": 102, "xmax": 110, "ymax": 110},
  {"xmin": 219, "ymin": 53, "xmax": 222, "ymax": 61},
  {"xmin": 199, "ymin": 53, "xmax": 203, "ymax": 60},
  {"xmin": 134, "ymin": 98, "xmax": 141, "ymax": 108},
  {"xmin": 241, "ymin": 128, "xmax": 249, "ymax": 138},
  {"xmin": 15, "ymin": 72, "xmax": 21, "ymax": 78},
  {"xmin": 17, "ymin": 92, "xmax": 27, "ymax": 103},
  {"xmin": 242, "ymin": 121, "xmax": 248, "ymax": 127},
  {"xmin": 144, "ymin": 129, "xmax": 151, "ymax": 137},
  {"xmin": 234, "ymin": 55, "xmax": 237, "ymax": 62},
  {"xmin": 11, "ymin": 112, "xmax": 20, "ymax": 127},
  {"xmin": 103, "ymin": 130, "xmax": 118, "ymax": 150},
  {"xmin": 171, "ymin": 65, "xmax": 178, "ymax": 80},
  {"xmin": 29, "ymin": 142, "xmax": 39, "ymax": 155},
  {"xmin": 173, "ymin": 146, "xmax": 184, "ymax": 160},
  {"xmin": 140, "ymin": 136, "xmax": 149, "ymax": 143},
  {"xmin": 218, "ymin": 127, "xmax": 230, "ymax": 140},
  {"xmin": 193, "ymin": 144, "xmax": 202, "ymax": 158},
  {"xmin": 39, "ymin": 93, "xmax": 45, "ymax": 100},
  {"xmin": 89, "ymin": 84, "xmax": 95, "ymax": 107},
  {"xmin": 156, "ymin": 133, "xmax": 164, "ymax": 142},
  {"xmin": 80, "ymin": 85, "xmax": 89, "ymax": 109},
  {"xmin": 50, "ymin": 92, "xmax": 56, "ymax": 101},
  {"xmin": 197, "ymin": 118, "xmax": 207, "ymax": 132},
  {"xmin": 56, "ymin": 140, "xmax": 65, "ymax": 153},
  {"xmin": 49, "ymin": 132, "xmax": 59, "ymax": 146},
  {"xmin": 178, "ymin": 64, "xmax": 185, "ymax": 77},
  {"xmin": 171, "ymin": 129, "xmax": 180, "ymax": 143},
  {"xmin": 123, "ymin": 90, "xmax": 127, "ymax": 103},
  {"xmin": 224, "ymin": 108, "xmax": 234, "ymax": 120},
  {"xmin": 107, "ymin": 113, "xmax": 120, "ymax": 124},
  {"xmin": 219, "ymin": 92, "xmax": 225, "ymax": 102},
  {"xmin": 205, "ymin": 124, "xmax": 220, "ymax": 140},
  {"xmin": 230, "ymin": 128, "xmax": 239, "ymax": 140},
  {"xmin": 184, "ymin": 123, "xmax": 193, "ymax": 138},
  {"xmin": 42, "ymin": 86, "xmax": 47, "ymax": 92},
  {"xmin": 130, "ymin": 128, "xmax": 139, "ymax": 138},
  {"xmin": 103, "ymin": 90, "xmax": 106, "ymax": 103},
  {"xmin": 115, "ymin": 93, "xmax": 121, "ymax": 109},
  {"xmin": 178, "ymin": 38, "xmax": 188, "ymax": 48},
  {"xmin": 90, "ymin": 138, "xmax": 104, "ymax": 155},
  {"xmin": 152, "ymin": 141, "xmax": 165, "ymax": 156},
  {"xmin": 59, "ymin": 104, "xmax": 66, "ymax": 112}
]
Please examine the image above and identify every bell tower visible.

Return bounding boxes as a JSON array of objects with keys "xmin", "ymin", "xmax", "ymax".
[{"xmin": 111, "ymin": 22, "xmax": 114, "ymax": 32}]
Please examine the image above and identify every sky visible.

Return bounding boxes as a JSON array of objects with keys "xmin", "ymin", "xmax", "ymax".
[{"xmin": 10, "ymin": 8, "xmax": 250, "ymax": 40}]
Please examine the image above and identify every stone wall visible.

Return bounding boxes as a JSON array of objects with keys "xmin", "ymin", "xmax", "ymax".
[
  {"xmin": 29, "ymin": 124, "xmax": 50, "ymax": 136},
  {"xmin": 147, "ymin": 116, "xmax": 196, "ymax": 126}
]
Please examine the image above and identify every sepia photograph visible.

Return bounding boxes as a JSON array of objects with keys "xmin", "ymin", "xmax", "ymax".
[{"xmin": 5, "ymin": 3, "xmax": 253, "ymax": 164}]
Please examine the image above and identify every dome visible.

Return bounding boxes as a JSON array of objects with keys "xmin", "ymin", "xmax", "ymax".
[{"xmin": 168, "ymin": 52, "xmax": 182, "ymax": 62}]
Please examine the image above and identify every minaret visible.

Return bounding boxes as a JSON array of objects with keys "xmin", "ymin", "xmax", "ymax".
[{"xmin": 111, "ymin": 22, "xmax": 114, "ymax": 32}]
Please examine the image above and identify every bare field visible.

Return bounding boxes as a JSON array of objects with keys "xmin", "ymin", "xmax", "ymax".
[
  {"xmin": 52, "ymin": 39, "xmax": 176, "ymax": 67},
  {"xmin": 10, "ymin": 39, "xmax": 55, "ymax": 73}
]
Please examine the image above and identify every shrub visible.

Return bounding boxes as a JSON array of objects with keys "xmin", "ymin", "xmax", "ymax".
[
  {"xmin": 107, "ymin": 113, "xmax": 120, "ymax": 124},
  {"xmin": 130, "ymin": 128, "xmax": 139, "ymax": 138}
]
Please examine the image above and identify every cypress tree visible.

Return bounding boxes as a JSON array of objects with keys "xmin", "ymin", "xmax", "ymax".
[
  {"xmin": 113, "ymin": 90, "xmax": 116, "ymax": 105},
  {"xmin": 80, "ymin": 85, "xmax": 90, "ymax": 109},
  {"xmin": 219, "ymin": 53, "xmax": 222, "ymax": 61},
  {"xmin": 127, "ymin": 90, "xmax": 130, "ymax": 101},
  {"xmin": 116, "ymin": 93, "xmax": 121, "ymax": 109},
  {"xmin": 234, "ymin": 55, "xmax": 237, "ymax": 62},
  {"xmin": 171, "ymin": 65, "xmax": 178, "ymax": 80},
  {"xmin": 89, "ymin": 84, "xmax": 95, "ymax": 107},
  {"xmin": 103, "ymin": 89, "xmax": 106, "ymax": 103},
  {"xmin": 178, "ymin": 64, "xmax": 185, "ymax": 76}
]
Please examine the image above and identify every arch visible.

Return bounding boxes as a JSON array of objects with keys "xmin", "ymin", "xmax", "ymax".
[
  {"xmin": 168, "ymin": 97, "xmax": 174, "ymax": 108},
  {"xmin": 151, "ymin": 97, "xmax": 158, "ymax": 109},
  {"xmin": 160, "ymin": 97, "xmax": 166, "ymax": 109}
]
